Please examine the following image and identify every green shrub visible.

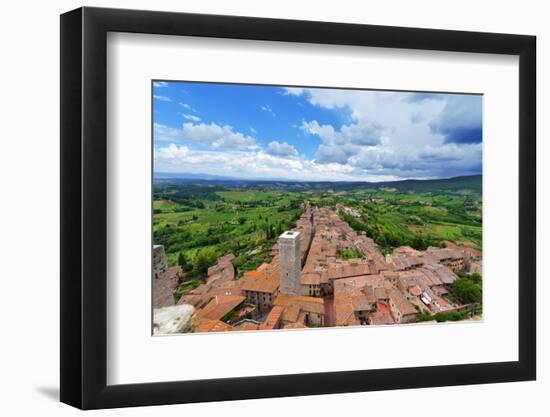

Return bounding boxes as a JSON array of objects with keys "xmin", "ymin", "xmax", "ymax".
[{"xmin": 452, "ymin": 276, "xmax": 482, "ymax": 303}]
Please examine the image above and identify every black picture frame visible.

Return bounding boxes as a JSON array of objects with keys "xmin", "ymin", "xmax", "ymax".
[{"xmin": 60, "ymin": 6, "xmax": 536, "ymax": 410}]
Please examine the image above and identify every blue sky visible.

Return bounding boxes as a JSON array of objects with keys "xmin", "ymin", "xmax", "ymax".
[{"xmin": 153, "ymin": 81, "xmax": 482, "ymax": 181}]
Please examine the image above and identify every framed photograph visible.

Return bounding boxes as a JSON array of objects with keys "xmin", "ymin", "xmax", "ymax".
[{"xmin": 60, "ymin": 6, "xmax": 536, "ymax": 410}]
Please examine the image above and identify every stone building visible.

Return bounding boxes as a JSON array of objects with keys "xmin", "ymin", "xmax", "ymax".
[
  {"xmin": 153, "ymin": 245, "xmax": 169, "ymax": 281},
  {"xmin": 240, "ymin": 270, "xmax": 279, "ymax": 314},
  {"xmin": 279, "ymin": 231, "xmax": 302, "ymax": 295},
  {"xmin": 274, "ymin": 293, "xmax": 325, "ymax": 327},
  {"xmin": 153, "ymin": 244, "xmax": 175, "ymax": 309},
  {"xmin": 388, "ymin": 288, "xmax": 417, "ymax": 324}
]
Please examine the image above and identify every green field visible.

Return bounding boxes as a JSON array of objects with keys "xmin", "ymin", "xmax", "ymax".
[
  {"xmin": 153, "ymin": 183, "xmax": 305, "ymax": 274},
  {"xmin": 153, "ymin": 175, "xmax": 482, "ymax": 279},
  {"xmin": 332, "ymin": 188, "xmax": 481, "ymax": 254}
]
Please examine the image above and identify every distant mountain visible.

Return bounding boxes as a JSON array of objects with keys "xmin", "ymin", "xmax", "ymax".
[
  {"xmin": 154, "ymin": 172, "xmax": 243, "ymax": 181},
  {"xmin": 376, "ymin": 174, "xmax": 482, "ymax": 193},
  {"xmin": 154, "ymin": 172, "xmax": 482, "ymax": 193}
]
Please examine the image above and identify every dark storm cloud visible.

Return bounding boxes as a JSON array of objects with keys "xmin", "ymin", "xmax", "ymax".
[
  {"xmin": 435, "ymin": 125, "xmax": 483, "ymax": 144},
  {"xmin": 429, "ymin": 95, "xmax": 482, "ymax": 144}
]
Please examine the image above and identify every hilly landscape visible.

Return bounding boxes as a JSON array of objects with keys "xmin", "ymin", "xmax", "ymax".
[{"xmin": 153, "ymin": 174, "xmax": 482, "ymax": 292}]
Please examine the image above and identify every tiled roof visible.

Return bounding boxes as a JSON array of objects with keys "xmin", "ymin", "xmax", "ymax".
[
  {"xmin": 196, "ymin": 295, "xmax": 245, "ymax": 321},
  {"xmin": 328, "ymin": 260, "xmax": 371, "ymax": 280},
  {"xmin": 240, "ymin": 270, "xmax": 279, "ymax": 294},
  {"xmin": 259, "ymin": 306, "xmax": 284, "ymax": 330},
  {"xmin": 389, "ymin": 288, "xmax": 417, "ymax": 316},
  {"xmin": 368, "ymin": 303, "xmax": 395, "ymax": 325},
  {"xmin": 351, "ymin": 293, "xmax": 375, "ymax": 312},
  {"xmin": 194, "ymin": 319, "xmax": 235, "ymax": 333},
  {"xmin": 334, "ymin": 294, "xmax": 360, "ymax": 326},
  {"xmin": 426, "ymin": 247, "xmax": 466, "ymax": 262},
  {"xmin": 274, "ymin": 293, "xmax": 325, "ymax": 318},
  {"xmin": 374, "ymin": 287, "xmax": 388, "ymax": 300},
  {"xmin": 301, "ymin": 272, "xmax": 321, "ymax": 285}
]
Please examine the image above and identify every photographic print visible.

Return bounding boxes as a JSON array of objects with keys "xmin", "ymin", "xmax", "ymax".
[{"xmin": 152, "ymin": 81, "xmax": 483, "ymax": 335}]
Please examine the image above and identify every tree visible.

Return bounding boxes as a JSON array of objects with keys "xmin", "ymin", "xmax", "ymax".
[
  {"xmin": 470, "ymin": 272, "xmax": 482, "ymax": 285},
  {"xmin": 452, "ymin": 276, "xmax": 482, "ymax": 304},
  {"xmin": 238, "ymin": 216, "xmax": 247, "ymax": 225},
  {"xmin": 193, "ymin": 248, "xmax": 218, "ymax": 276},
  {"xmin": 177, "ymin": 252, "xmax": 187, "ymax": 269}
]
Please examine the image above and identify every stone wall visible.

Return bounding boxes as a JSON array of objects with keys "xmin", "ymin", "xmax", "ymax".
[{"xmin": 153, "ymin": 244, "xmax": 174, "ymax": 308}]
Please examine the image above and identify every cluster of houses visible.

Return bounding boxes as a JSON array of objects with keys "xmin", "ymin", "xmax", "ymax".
[{"xmin": 152, "ymin": 203, "xmax": 482, "ymax": 334}]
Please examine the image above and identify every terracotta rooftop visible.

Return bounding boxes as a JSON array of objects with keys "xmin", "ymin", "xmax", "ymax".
[
  {"xmin": 274, "ymin": 293, "xmax": 325, "ymax": 317},
  {"xmin": 426, "ymin": 247, "xmax": 466, "ymax": 262},
  {"xmin": 194, "ymin": 319, "xmax": 235, "ymax": 333},
  {"xmin": 196, "ymin": 294, "xmax": 246, "ymax": 321},
  {"xmin": 368, "ymin": 303, "xmax": 395, "ymax": 325},
  {"xmin": 421, "ymin": 264, "xmax": 457, "ymax": 285},
  {"xmin": 351, "ymin": 291, "xmax": 376, "ymax": 312},
  {"xmin": 334, "ymin": 294, "xmax": 360, "ymax": 326},
  {"xmin": 409, "ymin": 285, "xmax": 423, "ymax": 297},
  {"xmin": 374, "ymin": 287, "xmax": 388, "ymax": 300},
  {"xmin": 333, "ymin": 274, "xmax": 386, "ymax": 294},
  {"xmin": 328, "ymin": 260, "xmax": 371, "ymax": 280},
  {"xmin": 240, "ymin": 270, "xmax": 279, "ymax": 294},
  {"xmin": 281, "ymin": 304, "xmax": 302, "ymax": 323},
  {"xmin": 388, "ymin": 253, "xmax": 423, "ymax": 271},
  {"xmin": 259, "ymin": 305, "xmax": 284, "ymax": 330},
  {"xmin": 388, "ymin": 288, "xmax": 417, "ymax": 316},
  {"xmin": 301, "ymin": 272, "xmax": 321, "ymax": 285}
]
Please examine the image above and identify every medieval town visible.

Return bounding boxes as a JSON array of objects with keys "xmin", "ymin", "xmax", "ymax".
[{"xmin": 152, "ymin": 203, "xmax": 483, "ymax": 334}]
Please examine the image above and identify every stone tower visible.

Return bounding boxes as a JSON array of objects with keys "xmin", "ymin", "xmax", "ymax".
[
  {"xmin": 153, "ymin": 244, "xmax": 174, "ymax": 308},
  {"xmin": 153, "ymin": 245, "xmax": 169, "ymax": 282},
  {"xmin": 279, "ymin": 231, "xmax": 301, "ymax": 295}
]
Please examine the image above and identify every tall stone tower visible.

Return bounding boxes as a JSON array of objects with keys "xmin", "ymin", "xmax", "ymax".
[{"xmin": 279, "ymin": 231, "xmax": 301, "ymax": 295}]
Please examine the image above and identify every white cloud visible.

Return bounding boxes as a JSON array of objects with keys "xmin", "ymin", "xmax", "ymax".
[
  {"xmin": 153, "ymin": 81, "xmax": 168, "ymax": 88},
  {"xmin": 301, "ymin": 119, "xmax": 382, "ymax": 164},
  {"xmin": 179, "ymin": 102, "xmax": 197, "ymax": 112},
  {"xmin": 155, "ymin": 143, "xmax": 190, "ymax": 160},
  {"xmin": 261, "ymin": 105, "xmax": 276, "ymax": 116},
  {"xmin": 154, "ymin": 87, "xmax": 482, "ymax": 181},
  {"xmin": 265, "ymin": 141, "xmax": 298, "ymax": 158},
  {"xmin": 301, "ymin": 120, "xmax": 382, "ymax": 147},
  {"xmin": 281, "ymin": 87, "xmax": 305, "ymax": 96},
  {"xmin": 154, "ymin": 122, "xmax": 258, "ymax": 150},
  {"xmin": 290, "ymin": 88, "xmax": 481, "ymax": 179},
  {"xmin": 153, "ymin": 123, "xmax": 182, "ymax": 140},
  {"xmin": 181, "ymin": 113, "xmax": 201, "ymax": 122},
  {"xmin": 154, "ymin": 95, "xmax": 171, "ymax": 102},
  {"xmin": 154, "ymin": 143, "xmax": 363, "ymax": 181}
]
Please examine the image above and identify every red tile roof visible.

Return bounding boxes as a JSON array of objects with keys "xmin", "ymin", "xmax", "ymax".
[
  {"xmin": 194, "ymin": 319, "xmax": 235, "ymax": 333},
  {"xmin": 240, "ymin": 270, "xmax": 279, "ymax": 294},
  {"xmin": 196, "ymin": 295, "xmax": 245, "ymax": 321},
  {"xmin": 259, "ymin": 306, "xmax": 284, "ymax": 330}
]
